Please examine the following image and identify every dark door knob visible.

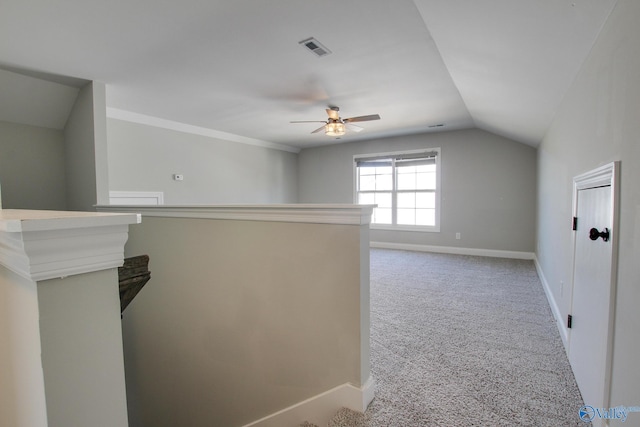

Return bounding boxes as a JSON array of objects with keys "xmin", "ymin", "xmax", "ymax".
[{"xmin": 589, "ymin": 227, "xmax": 610, "ymax": 242}]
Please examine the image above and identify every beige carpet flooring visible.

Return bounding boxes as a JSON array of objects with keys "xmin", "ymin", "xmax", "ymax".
[{"xmin": 320, "ymin": 249, "xmax": 587, "ymax": 426}]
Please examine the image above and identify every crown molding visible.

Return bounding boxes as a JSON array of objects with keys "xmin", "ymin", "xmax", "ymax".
[
  {"xmin": 0, "ymin": 210, "xmax": 140, "ymax": 281},
  {"xmin": 106, "ymin": 108, "xmax": 300, "ymax": 154}
]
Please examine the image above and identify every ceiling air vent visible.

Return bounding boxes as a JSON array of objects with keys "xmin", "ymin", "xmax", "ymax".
[{"xmin": 299, "ymin": 37, "xmax": 332, "ymax": 57}]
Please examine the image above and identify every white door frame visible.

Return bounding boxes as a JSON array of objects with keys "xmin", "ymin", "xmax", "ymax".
[{"xmin": 569, "ymin": 161, "xmax": 620, "ymax": 410}]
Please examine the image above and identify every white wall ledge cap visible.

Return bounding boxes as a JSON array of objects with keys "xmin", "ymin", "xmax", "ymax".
[
  {"xmin": 0, "ymin": 209, "xmax": 141, "ymax": 232},
  {"xmin": 0, "ymin": 210, "xmax": 141, "ymax": 281},
  {"xmin": 96, "ymin": 204, "xmax": 375, "ymax": 226}
]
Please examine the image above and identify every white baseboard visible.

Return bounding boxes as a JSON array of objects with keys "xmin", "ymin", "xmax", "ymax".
[
  {"xmin": 370, "ymin": 241, "xmax": 535, "ymax": 260},
  {"xmin": 533, "ymin": 256, "xmax": 569, "ymax": 351},
  {"xmin": 242, "ymin": 377, "xmax": 375, "ymax": 427}
]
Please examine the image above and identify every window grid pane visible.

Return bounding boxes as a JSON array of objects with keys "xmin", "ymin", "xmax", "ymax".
[
  {"xmin": 396, "ymin": 173, "xmax": 415, "ymax": 190},
  {"xmin": 359, "ymin": 175, "xmax": 375, "ymax": 191},
  {"xmin": 358, "ymin": 165, "xmax": 392, "ymax": 192},
  {"xmin": 416, "ymin": 172, "xmax": 436, "ymax": 190},
  {"xmin": 416, "ymin": 192, "xmax": 436, "ymax": 209},
  {"xmin": 374, "ymin": 207, "xmax": 392, "ymax": 224},
  {"xmin": 397, "ymin": 208, "xmax": 415, "ymax": 225},
  {"xmin": 397, "ymin": 192, "xmax": 416, "ymax": 209},
  {"xmin": 416, "ymin": 209, "xmax": 436, "ymax": 226}
]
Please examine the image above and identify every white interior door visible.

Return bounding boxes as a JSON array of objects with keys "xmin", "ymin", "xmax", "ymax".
[{"xmin": 569, "ymin": 184, "xmax": 613, "ymax": 415}]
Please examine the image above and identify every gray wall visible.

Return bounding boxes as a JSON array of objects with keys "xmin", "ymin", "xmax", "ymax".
[
  {"xmin": 64, "ymin": 82, "xmax": 108, "ymax": 211},
  {"xmin": 536, "ymin": 0, "xmax": 640, "ymax": 407},
  {"xmin": 38, "ymin": 269, "xmax": 128, "ymax": 427},
  {"xmin": 0, "ymin": 71, "xmax": 104, "ymax": 212},
  {"xmin": 0, "ymin": 121, "xmax": 67, "ymax": 210},
  {"xmin": 0, "ymin": 265, "xmax": 48, "ymax": 427},
  {"xmin": 122, "ymin": 214, "xmax": 369, "ymax": 426},
  {"xmin": 107, "ymin": 119, "xmax": 298, "ymax": 204},
  {"xmin": 298, "ymin": 129, "xmax": 537, "ymax": 253}
]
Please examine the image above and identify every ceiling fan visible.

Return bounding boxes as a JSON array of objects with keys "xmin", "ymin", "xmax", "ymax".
[{"xmin": 290, "ymin": 106, "xmax": 380, "ymax": 137}]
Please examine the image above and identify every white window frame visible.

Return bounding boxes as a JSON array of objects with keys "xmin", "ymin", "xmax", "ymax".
[{"xmin": 353, "ymin": 148, "xmax": 441, "ymax": 232}]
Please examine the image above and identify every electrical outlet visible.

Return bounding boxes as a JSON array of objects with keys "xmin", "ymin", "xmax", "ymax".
[
  {"xmin": 455, "ymin": 232, "xmax": 461, "ymax": 240},
  {"xmin": 173, "ymin": 174, "xmax": 184, "ymax": 181}
]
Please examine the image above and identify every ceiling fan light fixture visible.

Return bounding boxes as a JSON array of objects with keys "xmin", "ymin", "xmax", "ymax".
[
  {"xmin": 290, "ymin": 105, "xmax": 379, "ymax": 137},
  {"xmin": 325, "ymin": 122, "xmax": 346, "ymax": 136}
]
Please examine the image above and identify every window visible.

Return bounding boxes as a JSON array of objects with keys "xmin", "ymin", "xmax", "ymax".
[{"xmin": 355, "ymin": 149, "xmax": 440, "ymax": 231}]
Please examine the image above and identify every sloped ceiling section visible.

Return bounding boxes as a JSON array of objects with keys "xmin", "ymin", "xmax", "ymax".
[
  {"xmin": 414, "ymin": 0, "xmax": 618, "ymax": 146},
  {"xmin": 0, "ymin": 68, "xmax": 81, "ymax": 130},
  {"xmin": 0, "ymin": 0, "xmax": 618, "ymax": 148}
]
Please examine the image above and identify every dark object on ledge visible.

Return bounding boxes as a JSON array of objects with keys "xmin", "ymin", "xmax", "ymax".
[{"xmin": 118, "ymin": 255, "xmax": 151, "ymax": 313}]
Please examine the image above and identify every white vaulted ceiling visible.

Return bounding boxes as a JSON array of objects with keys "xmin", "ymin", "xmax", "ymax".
[{"xmin": 0, "ymin": 0, "xmax": 618, "ymax": 149}]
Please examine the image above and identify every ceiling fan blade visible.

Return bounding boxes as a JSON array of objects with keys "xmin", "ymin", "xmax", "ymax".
[
  {"xmin": 311, "ymin": 125, "xmax": 326, "ymax": 134},
  {"xmin": 343, "ymin": 114, "xmax": 381, "ymax": 123},
  {"xmin": 326, "ymin": 108, "xmax": 340, "ymax": 120},
  {"xmin": 290, "ymin": 120, "xmax": 327, "ymax": 123},
  {"xmin": 345, "ymin": 123, "xmax": 364, "ymax": 133}
]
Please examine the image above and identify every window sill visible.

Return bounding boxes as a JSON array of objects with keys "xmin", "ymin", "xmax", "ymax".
[{"xmin": 370, "ymin": 224, "xmax": 440, "ymax": 233}]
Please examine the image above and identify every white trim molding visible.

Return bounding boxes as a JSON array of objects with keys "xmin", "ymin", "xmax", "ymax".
[
  {"xmin": 106, "ymin": 108, "xmax": 300, "ymax": 154},
  {"xmin": 0, "ymin": 209, "xmax": 140, "ymax": 281},
  {"xmin": 533, "ymin": 255, "xmax": 568, "ymax": 349},
  {"xmin": 97, "ymin": 204, "xmax": 375, "ymax": 226},
  {"xmin": 370, "ymin": 241, "xmax": 535, "ymax": 260},
  {"xmin": 242, "ymin": 377, "xmax": 375, "ymax": 427},
  {"xmin": 109, "ymin": 191, "xmax": 164, "ymax": 206}
]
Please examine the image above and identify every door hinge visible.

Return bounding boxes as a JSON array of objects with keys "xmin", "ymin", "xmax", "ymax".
[
  {"xmin": 567, "ymin": 314, "xmax": 573, "ymax": 329},
  {"xmin": 572, "ymin": 217, "xmax": 578, "ymax": 231}
]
